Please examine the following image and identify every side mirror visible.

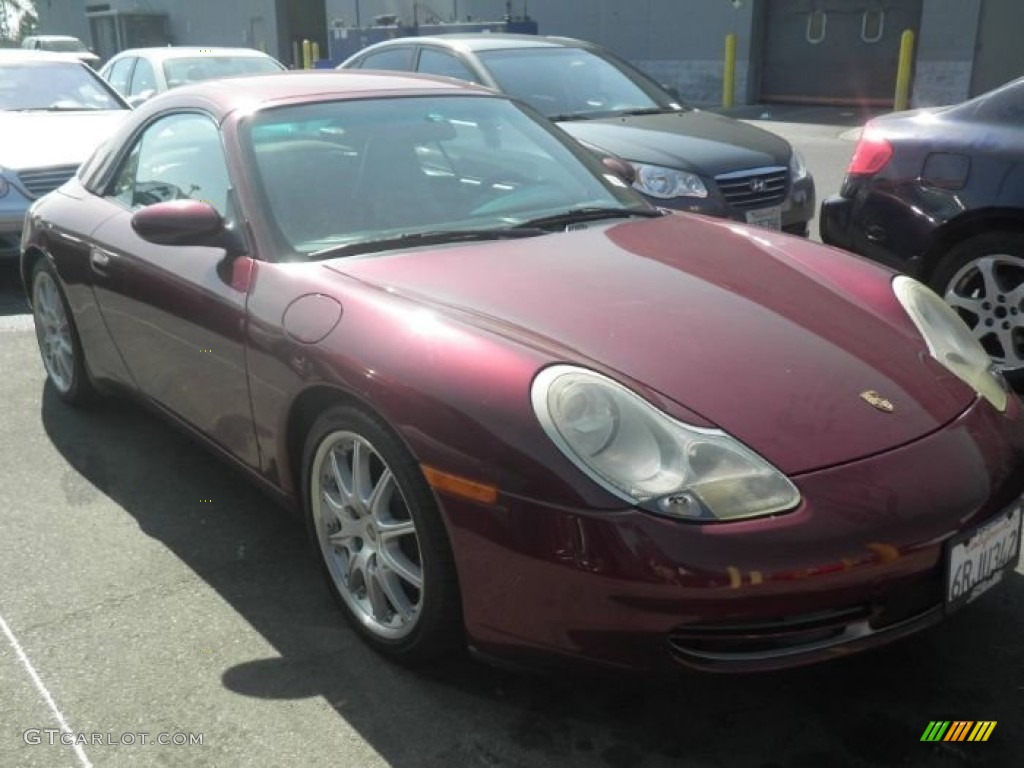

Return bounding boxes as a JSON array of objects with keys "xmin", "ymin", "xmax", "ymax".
[
  {"xmin": 131, "ymin": 200, "xmax": 225, "ymax": 247},
  {"xmin": 602, "ymin": 156, "xmax": 636, "ymax": 185}
]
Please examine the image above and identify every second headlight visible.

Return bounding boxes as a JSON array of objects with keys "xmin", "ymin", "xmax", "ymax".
[{"xmin": 532, "ymin": 366, "xmax": 801, "ymax": 522}]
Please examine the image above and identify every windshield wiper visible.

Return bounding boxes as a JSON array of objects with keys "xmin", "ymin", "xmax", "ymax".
[
  {"xmin": 613, "ymin": 107, "xmax": 684, "ymax": 117},
  {"xmin": 514, "ymin": 206, "xmax": 663, "ymax": 231},
  {"xmin": 310, "ymin": 227, "xmax": 547, "ymax": 260}
]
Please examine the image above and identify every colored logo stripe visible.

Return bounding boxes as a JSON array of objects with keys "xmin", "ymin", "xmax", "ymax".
[{"xmin": 920, "ymin": 721, "xmax": 996, "ymax": 742}]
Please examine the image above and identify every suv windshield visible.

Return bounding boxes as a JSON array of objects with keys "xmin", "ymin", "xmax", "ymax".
[
  {"xmin": 245, "ymin": 95, "xmax": 651, "ymax": 258},
  {"xmin": 163, "ymin": 56, "xmax": 284, "ymax": 88},
  {"xmin": 0, "ymin": 62, "xmax": 124, "ymax": 111},
  {"xmin": 477, "ymin": 47, "xmax": 681, "ymax": 119}
]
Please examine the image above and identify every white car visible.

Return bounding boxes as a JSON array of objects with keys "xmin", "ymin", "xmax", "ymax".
[
  {"xmin": 0, "ymin": 51, "xmax": 129, "ymax": 261},
  {"xmin": 21, "ymin": 35, "xmax": 101, "ymax": 68},
  {"xmin": 99, "ymin": 47, "xmax": 285, "ymax": 107}
]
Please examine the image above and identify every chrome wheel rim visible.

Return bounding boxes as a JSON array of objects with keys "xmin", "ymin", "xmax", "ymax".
[
  {"xmin": 32, "ymin": 271, "xmax": 74, "ymax": 393},
  {"xmin": 311, "ymin": 431, "xmax": 423, "ymax": 639},
  {"xmin": 944, "ymin": 254, "xmax": 1024, "ymax": 372}
]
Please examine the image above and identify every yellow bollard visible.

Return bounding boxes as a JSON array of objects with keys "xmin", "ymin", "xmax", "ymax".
[
  {"xmin": 894, "ymin": 29, "xmax": 915, "ymax": 111},
  {"xmin": 312, "ymin": 41, "xmax": 320, "ymax": 64},
  {"xmin": 302, "ymin": 39, "xmax": 312, "ymax": 70},
  {"xmin": 723, "ymin": 33, "xmax": 737, "ymax": 109}
]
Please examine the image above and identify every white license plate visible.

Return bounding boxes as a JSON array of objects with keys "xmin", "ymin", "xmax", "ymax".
[
  {"xmin": 945, "ymin": 502, "xmax": 1022, "ymax": 611},
  {"xmin": 745, "ymin": 206, "xmax": 782, "ymax": 231}
]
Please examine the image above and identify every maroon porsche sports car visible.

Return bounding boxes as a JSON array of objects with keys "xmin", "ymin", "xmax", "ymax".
[{"xmin": 21, "ymin": 72, "xmax": 1024, "ymax": 673}]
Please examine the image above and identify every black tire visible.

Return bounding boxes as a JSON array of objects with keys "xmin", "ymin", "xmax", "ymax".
[
  {"xmin": 301, "ymin": 404, "xmax": 463, "ymax": 662},
  {"xmin": 30, "ymin": 258, "xmax": 95, "ymax": 406},
  {"xmin": 928, "ymin": 232, "xmax": 1024, "ymax": 374}
]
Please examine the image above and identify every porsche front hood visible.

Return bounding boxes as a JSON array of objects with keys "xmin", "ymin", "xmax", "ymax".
[{"xmin": 330, "ymin": 214, "xmax": 976, "ymax": 475}]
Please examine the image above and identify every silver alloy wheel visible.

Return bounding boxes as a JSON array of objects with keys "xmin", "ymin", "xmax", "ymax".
[
  {"xmin": 310, "ymin": 430, "xmax": 424, "ymax": 639},
  {"xmin": 32, "ymin": 270, "xmax": 75, "ymax": 393},
  {"xmin": 944, "ymin": 254, "xmax": 1024, "ymax": 371}
]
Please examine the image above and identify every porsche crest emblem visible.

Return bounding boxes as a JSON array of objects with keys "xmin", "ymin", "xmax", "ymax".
[{"xmin": 860, "ymin": 390, "xmax": 895, "ymax": 413}]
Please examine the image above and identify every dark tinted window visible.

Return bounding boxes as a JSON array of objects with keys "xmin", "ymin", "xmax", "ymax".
[
  {"xmin": 358, "ymin": 47, "xmax": 413, "ymax": 71},
  {"xmin": 105, "ymin": 57, "xmax": 135, "ymax": 94},
  {"xmin": 417, "ymin": 48, "xmax": 479, "ymax": 83}
]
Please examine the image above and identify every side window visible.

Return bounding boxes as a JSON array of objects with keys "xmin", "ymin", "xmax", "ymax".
[
  {"xmin": 358, "ymin": 47, "xmax": 413, "ymax": 71},
  {"xmin": 416, "ymin": 49, "xmax": 479, "ymax": 83},
  {"xmin": 107, "ymin": 113, "xmax": 232, "ymax": 215},
  {"xmin": 105, "ymin": 57, "xmax": 134, "ymax": 94},
  {"xmin": 129, "ymin": 58, "xmax": 156, "ymax": 96}
]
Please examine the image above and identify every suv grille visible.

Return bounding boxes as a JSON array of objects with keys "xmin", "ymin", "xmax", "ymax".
[
  {"xmin": 715, "ymin": 166, "xmax": 788, "ymax": 209},
  {"xmin": 17, "ymin": 165, "xmax": 78, "ymax": 198}
]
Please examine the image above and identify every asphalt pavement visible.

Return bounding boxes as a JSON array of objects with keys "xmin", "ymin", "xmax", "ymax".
[{"xmin": 2, "ymin": 113, "xmax": 1024, "ymax": 768}]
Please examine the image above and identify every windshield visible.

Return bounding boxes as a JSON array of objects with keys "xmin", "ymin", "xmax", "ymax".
[
  {"xmin": 245, "ymin": 95, "xmax": 650, "ymax": 258},
  {"xmin": 0, "ymin": 62, "xmax": 124, "ymax": 111},
  {"xmin": 948, "ymin": 76, "xmax": 1024, "ymax": 125},
  {"xmin": 477, "ymin": 47, "xmax": 680, "ymax": 119},
  {"xmin": 40, "ymin": 38, "xmax": 89, "ymax": 52},
  {"xmin": 163, "ymin": 56, "xmax": 284, "ymax": 88}
]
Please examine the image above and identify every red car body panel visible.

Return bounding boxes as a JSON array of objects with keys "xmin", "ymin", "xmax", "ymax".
[{"xmin": 19, "ymin": 73, "xmax": 1024, "ymax": 672}]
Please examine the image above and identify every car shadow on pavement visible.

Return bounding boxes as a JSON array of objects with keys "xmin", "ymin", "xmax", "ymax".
[
  {"xmin": 42, "ymin": 386, "xmax": 1024, "ymax": 768},
  {"xmin": 0, "ymin": 262, "xmax": 29, "ymax": 316}
]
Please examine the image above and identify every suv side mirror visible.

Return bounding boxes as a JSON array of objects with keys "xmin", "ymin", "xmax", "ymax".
[{"xmin": 602, "ymin": 156, "xmax": 637, "ymax": 185}]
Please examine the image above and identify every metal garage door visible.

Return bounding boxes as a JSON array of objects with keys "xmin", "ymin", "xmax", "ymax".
[{"xmin": 760, "ymin": 0, "xmax": 922, "ymax": 106}]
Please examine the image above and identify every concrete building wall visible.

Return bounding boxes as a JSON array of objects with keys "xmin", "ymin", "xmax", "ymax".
[{"xmin": 912, "ymin": 0, "xmax": 981, "ymax": 107}]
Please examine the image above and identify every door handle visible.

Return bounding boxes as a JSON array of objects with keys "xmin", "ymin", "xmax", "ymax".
[{"xmin": 90, "ymin": 246, "xmax": 115, "ymax": 272}]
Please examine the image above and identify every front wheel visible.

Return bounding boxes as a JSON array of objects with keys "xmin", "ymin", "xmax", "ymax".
[
  {"xmin": 31, "ymin": 259, "xmax": 94, "ymax": 405},
  {"xmin": 929, "ymin": 232, "xmax": 1024, "ymax": 374},
  {"xmin": 302, "ymin": 405, "xmax": 463, "ymax": 661}
]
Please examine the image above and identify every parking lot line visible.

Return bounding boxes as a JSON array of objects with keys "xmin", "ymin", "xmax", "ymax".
[{"xmin": 0, "ymin": 612, "xmax": 92, "ymax": 768}]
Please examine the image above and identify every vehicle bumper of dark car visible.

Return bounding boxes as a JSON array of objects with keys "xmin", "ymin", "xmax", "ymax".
[
  {"xmin": 0, "ymin": 191, "xmax": 31, "ymax": 260},
  {"xmin": 654, "ymin": 174, "xmax": 815, "ymax": 237},
  {"xmin": 442, "ymin": 394, "xmax": 1024, "ymax": 673},
  {"xmin": 819, "ymin": 192, "xmax": 930, "ymax": 277}
]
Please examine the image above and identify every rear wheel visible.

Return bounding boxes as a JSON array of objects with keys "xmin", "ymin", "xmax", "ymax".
[
  {"xmin": 929, "ymin": 232, "xmax": 1024, "ymax": 374},
  {"xmin": 302, "ymin": 405, "xmax": 462, "ymax": 661},
  {"xmin": 31, "ymin": 259, "xmax": 94, "ymax": 405}
]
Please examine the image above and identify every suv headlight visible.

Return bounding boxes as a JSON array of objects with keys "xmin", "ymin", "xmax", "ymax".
[
  {"xmin": 629, "ymin": 163, "xmax": 708, "ymax": 199},
  {"xmin": 531, "ymin": 365, "xmax": 801, "ymax": 522},
  {"xmin": 893, "ymin": 275, "xmax": 1008, "ymax": 412},
  {"xmin": 789, "ymin": 149, "xmax": 809, "ymax": 181}
]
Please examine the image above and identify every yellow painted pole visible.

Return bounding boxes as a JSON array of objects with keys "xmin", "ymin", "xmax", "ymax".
[
  {"xmin": 312, "ymin": 41, "xmax": 320, "ymax": 64},
  {"xmin": 723, "ymin": 33, "xmax": 737, "ymax": 109},
  {"xmin": 894, "ymin": 29, "xmax": 915, "ymax": 111},
  {"xmin": 302, "ymin": 39, "xmax": 312, "ymax": 70}
]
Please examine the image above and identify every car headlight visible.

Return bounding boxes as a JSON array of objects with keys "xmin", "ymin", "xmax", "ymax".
[
  {"xmin": 629, "ymin": 163, "xmax": 708, "ymax": 199},
  {"xmin": 531, "ymin": 365, "xmax": 802, "ymax": 521},
  {"xmin": 893, "ymin": 275, "xmax": 1008, "ymax": 412},
  {"xmin": 789, "ymin": 149, "xmax": 809, "ymax": 181}
]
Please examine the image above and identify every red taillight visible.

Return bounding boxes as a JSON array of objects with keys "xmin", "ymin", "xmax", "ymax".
[{"xmin": 847, "ymin": 129, "xmax": 893, "ymax": 175}]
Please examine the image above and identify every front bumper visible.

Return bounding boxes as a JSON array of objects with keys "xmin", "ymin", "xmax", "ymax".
[
  {"xmin": 652, "ymin": 174, "xmax": 815, "ymax": 237},
  {"xmin": 442, "ymin": 394, "xmax": 1024, "ymax": 673}
]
